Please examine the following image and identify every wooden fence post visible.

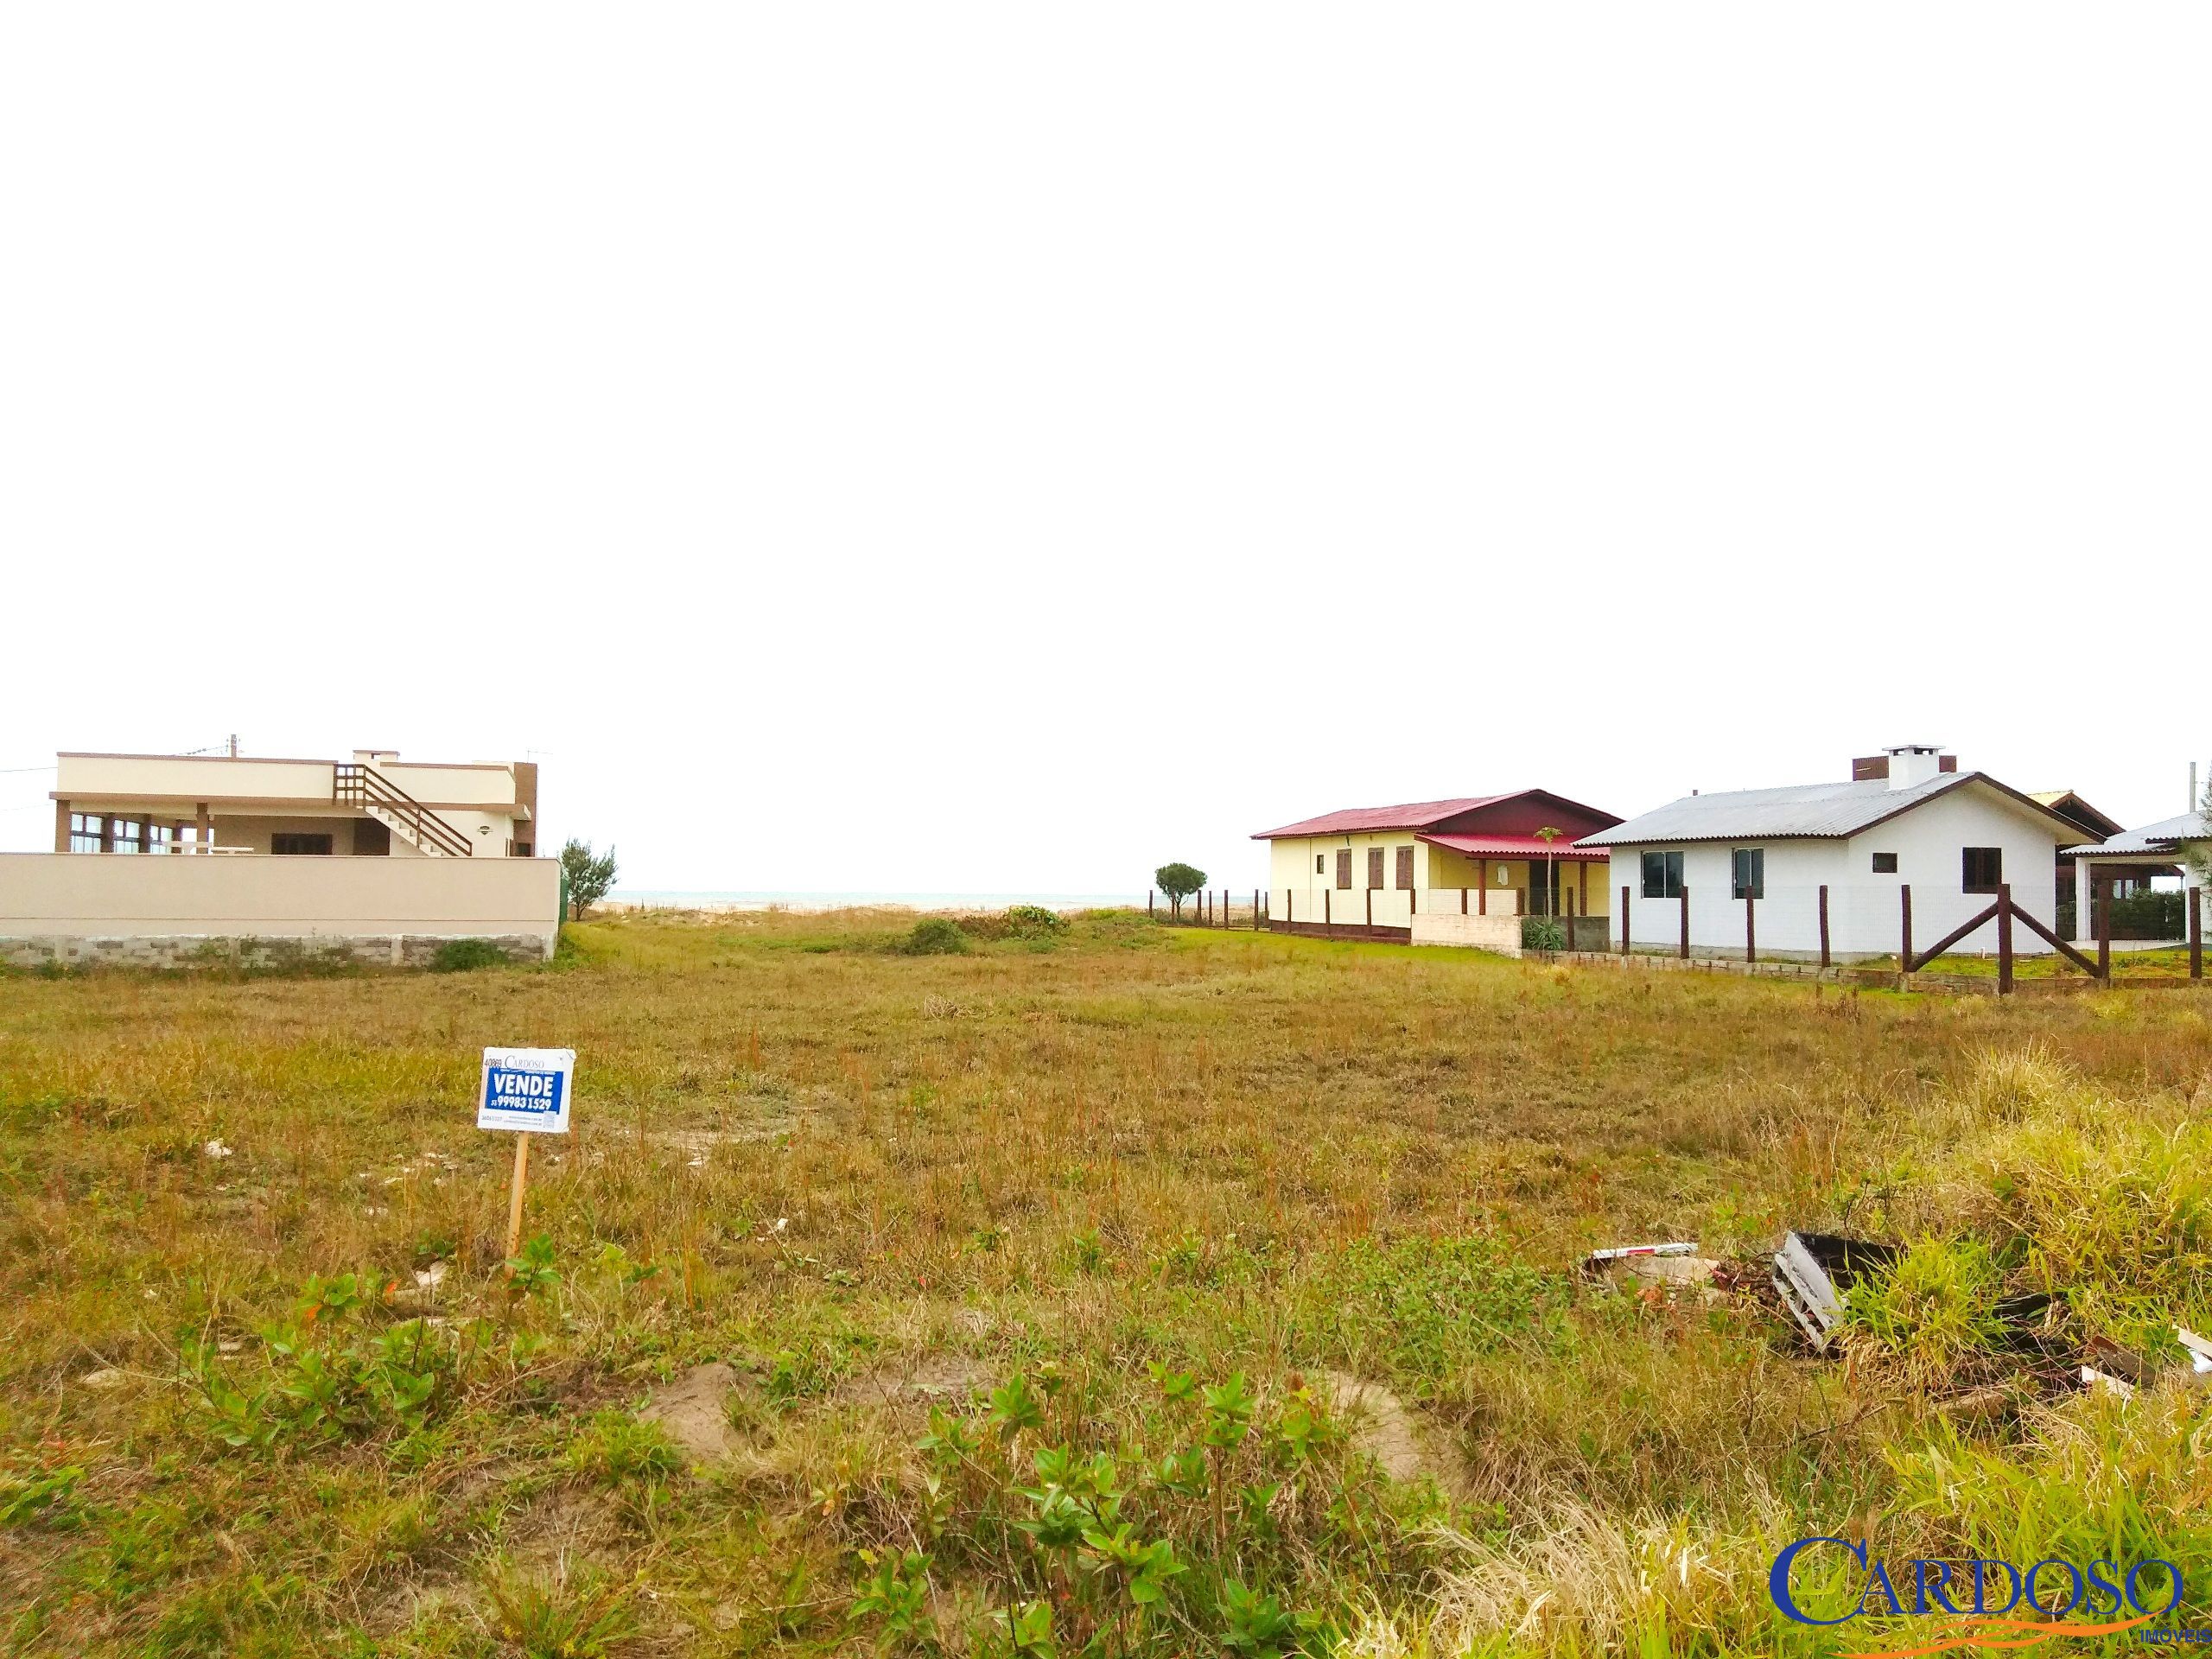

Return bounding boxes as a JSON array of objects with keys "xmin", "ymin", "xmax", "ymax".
[
  {"xmin": 1996, "ymin": 882, "xmax": 2014, "ymax": 996},
  {"xmin": 1818, "ymin": 885, "xmax": 1831, "ymax": 969},
  {"xmin": 1745, "ymin": 891, "xmax": 1757, "ymax": 964},
  {"xmin": 1679, "ymin": 886, "xmax": 1690, "ymax": 959},
  {"xmin": 1253, "ymin": 890, "xmax": 1259, "ymax": 931},
  {"xmin": 1325, "ymin": 888, "xmax": 1331, "ymax": 927},
  {"xmin": 1900, "ymin": 885, "xmax": 1913, "ymax": 981},
  {"xmin": 1478, "ymin": 880, "xmax": 1487, "ymax": 915},
  {"xmin": 1620, "ymin": 885, "xmax": 1630, "ymax": 956},
  {"xmin": 2190, "ymin": 886, "xmax": 2202, "ymax": 981},
  {"xmin": 1461, "ymin": 887, "xmax": 1468, "ymax": 915},
  {"xmin": 1365, "ymin": 887, "xmax": 1372, "ymax": 928},
  {"xmin": 2096, "ymin": 877, "xmax": 2112, "ymax": 982},
  {"xmin": 1148, "ymin": 890, "xmax": 1154, "ymax": 919}
]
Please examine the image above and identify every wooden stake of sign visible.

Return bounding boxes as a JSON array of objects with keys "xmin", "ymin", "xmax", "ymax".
[{"xmin": 505, "ymin": 1135, "xmax": 531, "ymax": 1260}]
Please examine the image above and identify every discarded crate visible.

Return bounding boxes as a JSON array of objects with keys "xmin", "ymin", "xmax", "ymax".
[{"xmin": 1771, "ymin": 1231, "xmax": 1897, "ymax": 1351}]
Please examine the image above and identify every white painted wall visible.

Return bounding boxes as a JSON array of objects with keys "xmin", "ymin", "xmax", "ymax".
[{"xmin": 1605, "ymin": 782, "xmax": 2065, "ymax": 960}]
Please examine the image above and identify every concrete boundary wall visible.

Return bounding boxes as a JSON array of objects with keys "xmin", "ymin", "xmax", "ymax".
[
  {"xmin": 0, "ymin": 853, "xmax": 560, "ymax": 962},
  {"xmin": 1409, "ymin": 912, "xmax": 1523, "ymax": 957}
]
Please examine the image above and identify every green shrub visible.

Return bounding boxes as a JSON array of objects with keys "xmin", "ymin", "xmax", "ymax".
[
  {"xmin": 429, "ymin": 938, "xmax": 508, "ymax": 973},
  {"xmin": 1002, "ymin": 905, "xmax": 1068, "ymax": 938},
  {"xmin": 899, "ymin": 918, "xmax": 969, "ymax": 956},
  {"xmin": 1520, "ymin": 916, "xmax": 1566, "ymax": 953}
]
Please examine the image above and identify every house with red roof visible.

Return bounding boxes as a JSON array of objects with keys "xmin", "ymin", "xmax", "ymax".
[{"xmin": 1252, "ymin": 790, "xmax": 1622, "ymax": 944}]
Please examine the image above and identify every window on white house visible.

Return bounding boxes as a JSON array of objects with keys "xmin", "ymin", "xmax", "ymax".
[
  {"xmin": 1366, "ymin": 848, "xmax": 1386, "ymax": 889},
  {"xmin": 1640, "ymin": 849, "xmax": 1683, "ymax": 899},
  {"xmin": 1315, "ymin": 854, "xmax": 1325, "ymax": 875},
  {"xmin": 1871, "ymin": 852, "xmax": 1898, "ymax": 874},
  {"xmin": 69, "ymin": 812, "xmax": 104, "ymax": 853},
  {"xmin": 1962, "ymin": 847, "xmax": 2003, "ymax": 893},
  {"xmin": 1731, "ymin": 848, "xmax": 1764, "ymax": 899}
]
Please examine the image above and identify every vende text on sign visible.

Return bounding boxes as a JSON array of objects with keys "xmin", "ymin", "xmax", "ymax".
[{"xmin": 478, "ymin": 1047, "xmax": 575, "ymax": 1135}]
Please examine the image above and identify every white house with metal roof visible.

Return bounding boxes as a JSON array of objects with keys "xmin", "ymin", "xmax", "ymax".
[
  {"xmin": 1577, "ymin": 745, "xmax": 2082, "ymax": 962},
  {"xmin": 2060, "ymin": 810, "xmax": 2210, "ymax": 944}
]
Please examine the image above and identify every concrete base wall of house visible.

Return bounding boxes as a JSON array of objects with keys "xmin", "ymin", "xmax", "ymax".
[
  {"xmin": 2, "ymin": 933, "xmax": 550, "ymax": 969},
  {"xmin": 1268, "ymin": 920, "xmax": 1414, "ymax": 944},
  {"xmin": 1408, "ymin": 912, "xmax": 1523, "ymax": 957}
]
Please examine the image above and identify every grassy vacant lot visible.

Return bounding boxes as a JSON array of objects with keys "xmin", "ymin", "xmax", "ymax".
[{"xmin": 3, "ymin": 911, "xmax": 2210, "ymax": 1656}]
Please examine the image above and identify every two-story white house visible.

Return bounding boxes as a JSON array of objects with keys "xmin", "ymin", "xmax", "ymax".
[
  {"xmin": 1577, "ymin": 745, "xmax": 2082, "ymax": 962},
  {"xmin": 53, "ymin": 747, "xmax": 539, "ymax": 860},
  {"xmin": 3, "ymin": 745, "xmax": 559, "ymax": 968}
]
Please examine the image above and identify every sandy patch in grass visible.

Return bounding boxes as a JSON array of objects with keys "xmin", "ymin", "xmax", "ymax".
[
  {"xmin": 1319, "ymin": 1370, "xmax": 1472, "ymax": 1499},
  {"xmin": 640, "ymin": 1362, "xmax": 747, "ymax": 1461}
]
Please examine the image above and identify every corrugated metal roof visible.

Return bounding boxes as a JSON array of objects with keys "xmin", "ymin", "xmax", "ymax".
[
  {"xmin": 1577, "ymin": 772, "xmax": 2074, "ymax": 848},
  {"xmin": 1418, "ymin": 832, "xmax": 1610, "ymax": 861},
  {"xmin": 2060, "ymin": 811, "xmax": 2210, "ymax": 858},
  {"xmin": 1251, "ymin": 795, "xmax": 1513, "ymax": 839}
]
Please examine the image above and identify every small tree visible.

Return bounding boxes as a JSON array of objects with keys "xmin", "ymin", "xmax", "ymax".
[
  {"xmin": 560, "ymin": 838, "xmax": 618, "ymax": 920},
  {"xmin": 1154, "ymin": 862, "xmax": 1205, "ymax": 920}
]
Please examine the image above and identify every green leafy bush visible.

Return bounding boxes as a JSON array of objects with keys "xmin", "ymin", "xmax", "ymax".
[
  {"xmin": 1520, "ymin": 916, "xmax": 1566, "ymax": 953},
  {"xmin": 429, "ymin": 938, "xmax": 508, "ymax": 973},
  {"xmin": 1002, "ymin": 905, "xmax": 1068, "ymax": 938},
  {"xmin": 899, "ymin": 918, "xmax": 969, "ymax": 956}
]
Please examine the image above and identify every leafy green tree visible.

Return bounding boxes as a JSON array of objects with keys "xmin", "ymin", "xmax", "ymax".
[
  {"xmin": 1154, "ymin": 862, "xmax": 1205, "ymax": 920},
  {"xmin": 559, "ymin": 839, "xmax": 618, "ymax": 919}
]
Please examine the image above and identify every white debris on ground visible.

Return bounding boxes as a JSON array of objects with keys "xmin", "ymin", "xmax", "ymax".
[
  {"xmin": 202, "ymin": 1139, "xmax": 233, "ymax": 1160},
  {"xmin": 80, "ymin": 1368, "xmax": 125, "ymax": 1389}
]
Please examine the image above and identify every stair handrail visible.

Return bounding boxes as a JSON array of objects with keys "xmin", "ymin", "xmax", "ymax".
[{"xmin": 333, "ymin": 763, "xmax": 474, "ymax": 856}]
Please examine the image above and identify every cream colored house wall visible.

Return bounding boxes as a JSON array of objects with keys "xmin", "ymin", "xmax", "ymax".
[
  {"xmin": 59, "ymin": 753, "xmax": 336, "ymax": 800},
  {"xmin": 0, "ymin": 853, "xmax": 560, "ymax": 954},
  {"xmin": 1269, "ymin": 833, "xmax": 1611, "ymax": 925}
]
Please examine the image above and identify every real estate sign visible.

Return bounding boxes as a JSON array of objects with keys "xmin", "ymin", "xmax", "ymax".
[{"xmin": 477, "ymin": 1046, "xmax": 575, "ymax": 1135}]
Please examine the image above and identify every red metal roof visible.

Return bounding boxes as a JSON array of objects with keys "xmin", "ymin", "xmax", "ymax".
[
  {"xmin": 1417, "ymin": 832, "xmax": 1611, "ymax": 861},
  {"xmin": 1250, "ymin": 795, "xmax": 1516, "ymax": 839}
]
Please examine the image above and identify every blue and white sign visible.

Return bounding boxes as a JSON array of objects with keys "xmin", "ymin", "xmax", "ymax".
[{"xmin": 478, "ymin": 1046, "xmax": 575, "ymax": 1135}]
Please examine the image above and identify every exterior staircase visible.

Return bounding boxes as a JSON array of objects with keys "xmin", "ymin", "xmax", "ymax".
[{"xmin": 333, "ymin": 763, "xmax": 474, "ymax": 856}]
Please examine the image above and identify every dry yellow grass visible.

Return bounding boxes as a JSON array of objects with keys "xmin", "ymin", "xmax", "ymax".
[{"xmin": 3, "ymin": 909, "xmax": 2209, "ymax": 1655}]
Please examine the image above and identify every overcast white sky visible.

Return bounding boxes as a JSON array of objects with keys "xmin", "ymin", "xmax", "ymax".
[{"xmin": 3, "ymin": 8, "xmax": 2206, "ymax": 893}]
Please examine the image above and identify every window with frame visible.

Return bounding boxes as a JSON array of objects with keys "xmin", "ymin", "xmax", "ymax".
[
  {"xmin": 1315, "ymin": 854, "xmax": 1325, "ymax": 875},
  {"xmin": 1640, "ymin": 849, "xmax": 1683, "ymax": 899},
  {"xmin": 1961, "ymin": 847, "xmax": 2002, "ymax": 893},
  {"xmin": 1366, "ymin": 848, "xmax": 1386, "ymax": 889},
  {"xmin": 1335, "ymin": 849, "xmax": 1352, "ymax": 889},
  {"xmin": 1731, "ymin": 847, "xmax": 1764, "ymax": 900},
  {"xmin": 1395, "ymin": 846, "xmax": 1414, "ymax": 890},
  {"xmin": 1871, "ymin": 852, "xmax": 1898, "ymax": 874},
  {"xmin": 272, "ymin": 833, "xmax": 334, "ymax": 855},
  {"xmin": 109, "ymin": 818, "xmax": 145, "ymax": 855},
  {"xmin": 68, "ymin": 812, "xmax": 105, "ymax": 854},
  {"xmin": 145, "ymin": 824, "xmax": 173, "ymax": 854}
]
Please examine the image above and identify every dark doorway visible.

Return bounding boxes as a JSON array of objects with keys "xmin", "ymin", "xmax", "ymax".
[{"xmin": 352, "ymin": 818, "xmax": 391, "ymax": 856}]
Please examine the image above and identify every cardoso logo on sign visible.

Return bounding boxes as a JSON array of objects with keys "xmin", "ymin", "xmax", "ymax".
[
  {"xmin": 1769, "ymin": 1535, "xmax": 2183, "ymax": 1655},
  {"xmin": 477, "ymin": 1046, "xmax": 575, "ymax": 1135}
]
